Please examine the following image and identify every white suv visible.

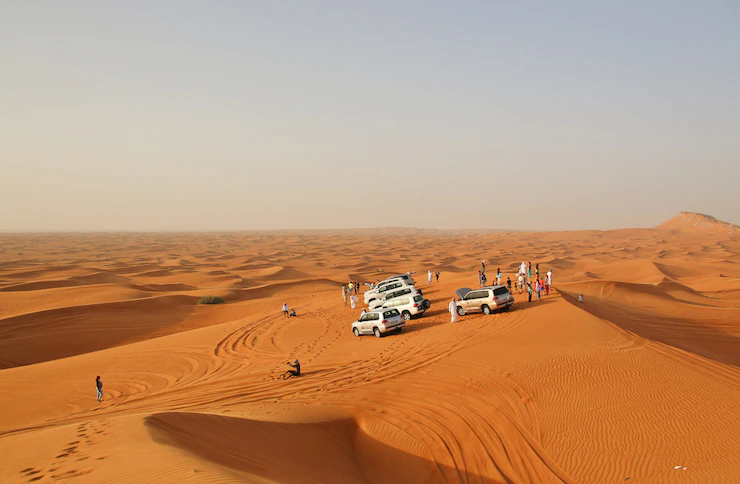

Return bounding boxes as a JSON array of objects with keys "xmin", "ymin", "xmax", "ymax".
[
  {"xmin": 364, "ymin": 279, "xmax": 414, "ymax": 305},
  {"xmin": 453, "ymin": 285, "xmax": 514, "ymax": 316},
  {"xmin": 382, "ymin": 293, "xmax": 429, "ymax": 320},
  {"xmin": 368, "ymin": 286, "xmax": 421, "ymax": 310},
  {"xmin": 351, "ymin": 308, "xmax": 404, "ymax": 337}
]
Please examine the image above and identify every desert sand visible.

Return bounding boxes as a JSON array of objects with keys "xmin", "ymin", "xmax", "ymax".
[{"xmin": 1, "ymin": 212, "xmax": 739, "ymax": 483}]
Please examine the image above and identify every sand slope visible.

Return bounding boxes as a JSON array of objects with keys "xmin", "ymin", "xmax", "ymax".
[{"xmin": 1, "ymin": 216, "xmax": 739, "ymax": 483}]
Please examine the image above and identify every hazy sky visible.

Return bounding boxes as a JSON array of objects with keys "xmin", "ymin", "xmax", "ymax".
[{"xmin": 2, "ymin": 1, "xmax": 739, "ymax": 231}]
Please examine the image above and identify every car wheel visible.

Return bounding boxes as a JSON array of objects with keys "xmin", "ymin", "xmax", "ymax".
[
  {"xmin": 395, "ymin": 327, "xmax": 402, "ymax": 333},
  {"xmin": 402, "ymin": 311, "xmax": 412, "ymax": 320},
  {"xmin": 456, "ymin": 306, "xmax": 464, "ymax": 316},
  {"xmin": 423, "ymin": 300, "xmax": 431, "ymax": 309},
  {"xmin": 502, "ymin": 305, "xmax": 511, "ymax": 312},
  {"xmin": 353, "ymin": 327, "xmax": 360, "ymax": 337},
  {"xmin": 482, "ymin": 305, "xmax": 491, "ymax": 315},
  {"xmin": 373, "ymin": 327, "xmax": 382, "ymax": 338}
]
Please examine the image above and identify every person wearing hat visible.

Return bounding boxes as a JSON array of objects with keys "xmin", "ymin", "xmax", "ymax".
[{"xmin": 284, "ymin": 359, "xmax": 301, "ymax": 379}]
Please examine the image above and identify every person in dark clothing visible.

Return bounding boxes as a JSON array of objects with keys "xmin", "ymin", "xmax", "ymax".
[
  {"xmin": 435, "ymin": 271, "xmax": 440, "ymax": 282},
  {"xmin": 506, "ymin": 277, "xmax": 512, "ymax": 292},
  {"xmin": 96, "ymin": 375, "xmax": 103, "ymax": 402},
  {"xmin": 283, "ymin": 359, "xmax": 301, "ymax": 379},
  {"xmin": 527, "ymin": 283, "xmax": 533, "ymax": 302}
]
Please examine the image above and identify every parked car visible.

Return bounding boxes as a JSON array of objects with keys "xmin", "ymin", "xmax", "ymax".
[
  {"xmin": 364, "ymin": 279, "xmax": 414, "ymax": 304},
  {"xmin": 453, "ymin": 285, "xmax": 514, "ymax": 316},
  {"xmin": 381, "ymin": 294, "xmax": 430, "ymax": 320},
  {"xmin": 351, "ymin": 308, "xmax": 404, "ymax": 337},
  {"xmin": 369, "ymin": 286, "xmax": 423, "ymax": 310},
  {"xmin": 379, "ymin": 273, "xmax": 416, "ymax": 286}
]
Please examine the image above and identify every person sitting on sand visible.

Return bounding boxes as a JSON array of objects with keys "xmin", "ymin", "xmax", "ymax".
[
  {"xmin": 283, "ymin": 359, "xmax": 301, "ymax": 379},
  {"xmin": 578, "ymin": 294, "xmax": 584, "ymax": 303},
  {"xmin": 290, "ymin": 309, "xmax": 296, "ymax": 317},
  {"xmin": 96, "ymin": 375, "xmax": 103, "ymax": 402}
]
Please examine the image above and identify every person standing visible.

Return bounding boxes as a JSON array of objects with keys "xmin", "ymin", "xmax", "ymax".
[
  {"xmin": 546, "ymin": 269, "xmax": 553, "ymax": 295},
  {"xmin": 427, "ymin": 270, "xmax": 433, "ymax": 285},
  {"xmin": 341, "ymin": 285, "xmax": 347, "ymax": 303},
  {"xmin": 527, "ymin": 283, "xmax": 533, "ymax": 302},
  {"xmin": 449, "ymin": 298, "xmax": 458, "ymax": 323},
  {"xmin": 518, "ymin": 273, "xmax": 524, "ymax": 294},
  {"xmin": 350, "ymin": 294, "xmax": 358, "ymax": 309},
  {"xmin": 96, "ymin": 375, "xmax": 103, "ymax": 402},
  {"xmin": 506, "ymin": 277, "xmax": 512, "ymax": 292},
  {"xmin": 496, "ymin": 268, "xmax": 502, "ymax": 285},
  {"xmin": 535, "ymin": 263, "xmax": 540, "ymax": 278},
  {"xmin": 481, "ymin": 259, "xmax": 486, "ymax": 274},
  {"xmin": 535, "ymin": 279, "xmax": 541, "ymax": 300},
  {"xmin": 282, "ymin": 302, "xmax": 289, "ymax": 317},
  {"xmin": 355, "ymin": 282, "xmax": 360, "ymax": 295},
  {"xmin": 348, "ymin": 282, "xmax": 354, "ymax": 295},
  {"xmin": 527, "ymin": 262, "xmax": 532, "ymax": 279}
]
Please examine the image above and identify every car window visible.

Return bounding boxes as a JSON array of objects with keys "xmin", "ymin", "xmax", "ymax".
[
  {"xmin": 493, "ymin": 287, "xmax": 510, "ymax": 297},
  {"xmin": 368, "ymin": 313, "xmax": 379, "ymax": 320},
  {"xmin": 413, "ymin": 295, "xmax": 424, "ymax": 302},
  {"xmin": 400, "ymin": 298, "xmax": 409, "ymax": 305},
  {"xmin": 466, "ymin": 291, "xmax": 487, "ymax": 300},
  {"xmin": 383, "ymin": 309, "xmax": 399, "ymax": 318},
  {"xmin": 359, "ymin": 315, "xmax": 368, "ymax": 322}
]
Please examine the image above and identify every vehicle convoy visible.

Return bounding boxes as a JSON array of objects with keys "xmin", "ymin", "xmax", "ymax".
[
  {"xmin": 364, "ymin": 279, "xmax": 415, "ymax": 304},
  {"xmin": 351, "ymin": 308, "xmax": 404, "ymax": 337},
  {"xmin": 381, "ymin": 293, "xmax": 430, "ymax": 319},
  {"xmin": 368, "ymin": 286, "xmax": 424, "ymax": 310},
  {"xmin": 453, "ymin": 285, "xmax": 514, "ymax": 316}
]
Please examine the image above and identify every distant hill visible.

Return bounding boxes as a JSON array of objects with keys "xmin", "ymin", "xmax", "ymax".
[{"xmin": 656, "ymin": 212, "xmax": 739, "ymax": 235}]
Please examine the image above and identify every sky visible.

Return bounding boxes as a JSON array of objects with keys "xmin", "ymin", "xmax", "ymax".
[{"xmin": 1, "ymin": 1, "xmax": 739, "ymax": 231}]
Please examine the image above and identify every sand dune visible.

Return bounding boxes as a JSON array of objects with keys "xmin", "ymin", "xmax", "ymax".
[{"xmin": 1, "ymin": 213, "xmax": 739, "ymax": 483}]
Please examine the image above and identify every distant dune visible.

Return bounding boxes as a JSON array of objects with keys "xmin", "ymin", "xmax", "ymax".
[{"xmin": 656, "ymin": 211, "xmax": 740, "ymax": 235}]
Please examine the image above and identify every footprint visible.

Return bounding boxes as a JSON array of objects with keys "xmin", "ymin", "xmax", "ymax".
[
  {"xmin": 55, "ymin": 454, "xmax": 68, "ymax": 459},
  {"xmin": 20, "ymin": 468, "xmax": 35, "ymax": 473},
  {"xmin": 29, "ymin": 477, "xmax": 43, "ymax": 482}
]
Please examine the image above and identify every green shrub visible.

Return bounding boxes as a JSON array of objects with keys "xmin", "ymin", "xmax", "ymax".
[{"xmin": 198, "ymin": 295, "xmax": 225, "ymax": 305}]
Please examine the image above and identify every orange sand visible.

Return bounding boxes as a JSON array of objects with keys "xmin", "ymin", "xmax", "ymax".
[{"xmin": 1, "ymin": 213, "xmax": 739, "ymax": 483}]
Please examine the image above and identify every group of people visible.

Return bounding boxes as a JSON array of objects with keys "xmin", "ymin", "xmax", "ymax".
[
  {"xmin": 512, "ymin": 262, "xmax": 553, "ymax": 303},
  {"xmin": 341, "ymin": 283, "xmax": 360, "ymax": 307},
  {"xmin": 477, "ymin": 264, "xmax": 503, "ymax": 288},
  {"xmin": 426, "ymin": 270, "xmax": 441, "ymax": 284},
  {"xmin": 281, "ymin": 302, "xmax": 297, "ymax": 317}
]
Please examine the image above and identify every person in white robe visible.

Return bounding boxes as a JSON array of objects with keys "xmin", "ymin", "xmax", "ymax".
[
  {"xmin": 350, "ymin": 294, "xmax": 358, "ymax": 309},
  {"xmin": 449, "ymin": 298, "xmax": 458, "ymax": 323},
  {"xmin": 427, "ymin": 270, "xmax": 433, "ymax": 285}
]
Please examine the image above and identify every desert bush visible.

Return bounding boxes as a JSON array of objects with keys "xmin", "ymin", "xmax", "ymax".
[{"xmin": 198, "ymin": 295, "xmax": 225, "ymax": 305}]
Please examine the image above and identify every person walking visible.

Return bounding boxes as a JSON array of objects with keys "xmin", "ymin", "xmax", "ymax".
[
  {"xmin": 427, "ymin": 270, "xmax": 433, "ymax": 285},
  {"xmin": 282, "ymin": 302, "xmax": 289, "ymax": 317},
  {"xmin": 527, "ymin": 283, "xmax": 533, "ymax": 302},
  {"xmin": 449, "ymin": 298, "xmax": 458, "ymax": 323},
  {"xmin": 95, "ymin": 375, "xmax": 103, "ymax": 402}
]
